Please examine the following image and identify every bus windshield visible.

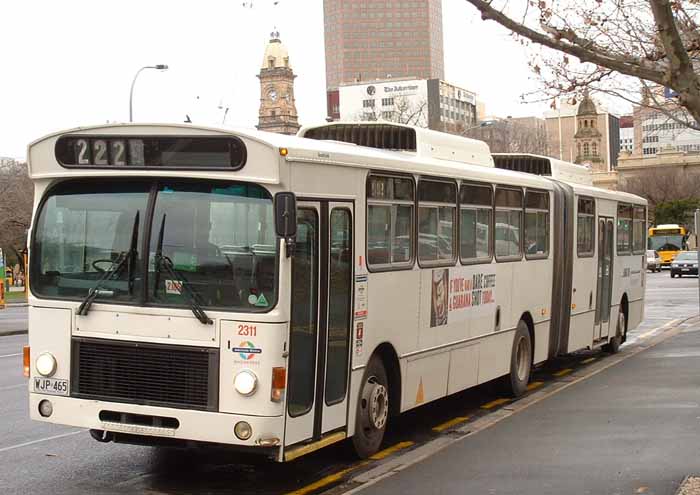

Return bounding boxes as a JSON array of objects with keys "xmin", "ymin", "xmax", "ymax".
[
  {"xmin": 648, "ymin": 235, "xmax": 684, "ymax": 252},
  {"xmin": 32, "ymin": 179, "xmax": 277, "ymax": 311}
]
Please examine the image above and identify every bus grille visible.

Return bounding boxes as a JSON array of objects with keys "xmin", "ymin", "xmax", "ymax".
[{"xmin": 71, "ymin": 338, "xmax": 218, "ymax": 411}]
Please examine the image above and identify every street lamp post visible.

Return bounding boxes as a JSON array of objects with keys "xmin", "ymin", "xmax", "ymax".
[{"xmin": 129, "ymin": 64, "xmax": 169, "ymax": 122}]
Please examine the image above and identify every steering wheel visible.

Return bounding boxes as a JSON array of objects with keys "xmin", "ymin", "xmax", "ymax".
[{"xmin": 91, "ymin": 259, "xmax": 115, "ymax": 273}]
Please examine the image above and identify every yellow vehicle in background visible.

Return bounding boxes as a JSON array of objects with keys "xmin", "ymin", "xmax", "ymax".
[{"xmin": 648, "ymin": 224, "xmax": 688, "ymax": 267}]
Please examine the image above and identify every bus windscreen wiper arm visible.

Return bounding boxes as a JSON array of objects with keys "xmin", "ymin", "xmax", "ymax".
[
  {"xmin": 155, "ymin": 255, "xmax": 213, "ymax": 325},
  {"xmin": 153, "ymin": 212, "xmax": 213, "ymax": 325},
  {"xmin": 77, "ymin": 211, "xmax": 140, "ymax": 317},
  {"xmin": 76, "ymin": 251, "xmax": 128, "ymax": 316}
]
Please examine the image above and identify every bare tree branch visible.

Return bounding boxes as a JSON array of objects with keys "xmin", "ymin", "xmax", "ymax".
[{"xmin": 463, "ymin": 0, "xmax": 700, "ymax": 127}]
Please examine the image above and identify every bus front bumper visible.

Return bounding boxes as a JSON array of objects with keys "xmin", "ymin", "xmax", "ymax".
[{"xmin": 29, "ymin": 393, "xmax": 284, "ymax": 455}]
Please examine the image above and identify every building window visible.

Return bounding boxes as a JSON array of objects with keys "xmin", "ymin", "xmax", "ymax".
[
  {"xmin": 363, "ymin": 99, "xmax": 375, "ymax": 108},
  {"xmin": 591, "ymin": 142, "xmax": 597, "ymax": 156},
  {"xmin": 381, "ymin": 97, "xmax": 394, "ymax": 106}
]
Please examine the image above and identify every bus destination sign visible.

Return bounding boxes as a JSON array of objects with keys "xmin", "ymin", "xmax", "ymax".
[{"xmin": 55, "ymin": 136, "xmax": 247, "ymax": 170}]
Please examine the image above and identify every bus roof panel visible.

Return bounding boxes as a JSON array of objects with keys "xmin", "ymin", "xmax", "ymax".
[{"xmin": 26, "ymin": 122, "xmax": 646, "ymax": 205}]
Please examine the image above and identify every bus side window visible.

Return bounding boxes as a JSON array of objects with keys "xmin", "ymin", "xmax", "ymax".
[
  {"xmin": 632, "ymin": 205, "xmax": 646, "ymax": 254},
  {"xmin": 459, "ymin": 183, "xmax": 492, "ymax": 264},
  {"xmin": 577, "ymin": 197, "xmax": 595, "ymax": 257},
  {"xmin": 418, "ymin": 179, "xmax": 457, "ymax": 266},
  {"xmin": 494, "ymin": 186, "xmax": 523, "ymax": 260},
  {"xmin": 617, "ymin": 204, "xmax": 633, "ymax": 255},
  {"xmin": 524, "ymin": 189, "xmax": 549, "ymax": 259},
  {"xmin": 366, "ymin": 174, "xmax": 414, "ymax": 270}
]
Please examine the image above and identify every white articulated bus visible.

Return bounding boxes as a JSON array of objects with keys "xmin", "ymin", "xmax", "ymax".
[{"xmin": 24, "ymin": 122, "xmax": 646, "ymax": 461}]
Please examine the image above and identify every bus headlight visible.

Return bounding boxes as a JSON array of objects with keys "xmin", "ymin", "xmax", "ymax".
[
  {"xmin": 36, "ymin": 352, "xmax": 57, "ymax": 377},
  {"xmin": 234, "ymin": 370, "xmax": 258, "ymax": 396}
]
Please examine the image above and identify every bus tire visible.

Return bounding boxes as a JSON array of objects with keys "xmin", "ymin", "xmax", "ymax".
[
  {"xmin": 603, "ymin": 309, "xmax": 625, "ymax": 354},
  {"xmin": 506, "ymin": 321, "xmax": 532, "ymax": 397},
  {"xmin": 352, "ymin": 356, "xmax": 389, "ymax": 459}
]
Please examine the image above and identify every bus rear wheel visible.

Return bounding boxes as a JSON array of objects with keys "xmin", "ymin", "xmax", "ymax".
[
  {"xmin": 603, "ymin": 310, "xmax": 625, "ymax": 354},
  {"xmin": 352, "ymin": 356, "xmax": 389, "ymax": 459},
  {"xmin": 506, "ymin": 321, "xmax": 532, "ymax": 397}
]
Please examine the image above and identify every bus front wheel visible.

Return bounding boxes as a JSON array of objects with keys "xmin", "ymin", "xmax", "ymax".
[
  {"xmin": 507, "ymin": 321, "xmax": 532, "ymax": 397},
  {"xmin": 352, "ymin": 356, "xmax": 389, "ymax": 459}
]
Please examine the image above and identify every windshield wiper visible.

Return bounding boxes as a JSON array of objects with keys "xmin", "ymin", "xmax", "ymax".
[
  {"xmin": 77, "ymin": 211, "xmax": 140, "ymax": 316},
  {"xmin": 153, "ymin": 213, "xmax": 213, "ymax": 325}
]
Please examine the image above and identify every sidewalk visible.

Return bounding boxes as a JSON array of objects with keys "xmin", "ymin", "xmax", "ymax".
[{"xmin": 357, "ymin": 317, "xmax": 700, "ymax": 495}]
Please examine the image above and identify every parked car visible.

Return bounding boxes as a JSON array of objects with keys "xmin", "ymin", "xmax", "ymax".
[
  {"xmin": 646, "ymin": 249, "xmax": 661, "ymax": 272},
  {"xmin": 670, "ymin": 251, "xmax": 698, "ymax": 278}
]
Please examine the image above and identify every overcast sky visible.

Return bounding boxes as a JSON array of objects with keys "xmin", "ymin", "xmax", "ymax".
[{"xmin": 2, "ymin": 0, "xmax": 570, "ymax": 159}]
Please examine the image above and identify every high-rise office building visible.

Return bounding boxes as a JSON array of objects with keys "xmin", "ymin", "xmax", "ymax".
[{"xmin": 324, "ymin": 0, "xmax": 445, "ymax": 119}]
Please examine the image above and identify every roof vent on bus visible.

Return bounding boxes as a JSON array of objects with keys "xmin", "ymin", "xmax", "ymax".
[
  {"xmin": 493, "ymin": 154, "xmax": 552, "ymax": 175},
  {"xmin": 301, "ymin": 123, "xmax": 417, "ymax": 151},
  {"xmin": 492, "ymin": 153, "xmax": 593, "ymax": 186},
  {"xmin": 298, "ymin": 122, "xmax": 494, "ymax": 167}
]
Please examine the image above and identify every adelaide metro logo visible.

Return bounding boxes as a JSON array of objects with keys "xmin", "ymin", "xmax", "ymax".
[{"xmin": 232, "ymin": 341, "xmax": 262, "ymax": 360}]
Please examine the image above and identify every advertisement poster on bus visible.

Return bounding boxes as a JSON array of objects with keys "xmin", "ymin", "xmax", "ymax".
[{"xmin": 429, "ymin": 267, "xmax": 497, "ymax": 328}]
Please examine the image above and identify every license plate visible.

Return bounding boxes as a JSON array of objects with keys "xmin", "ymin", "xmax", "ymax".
[
  {"xmin": 682, "ymin": 268, "xmax": 690, "ymax": 272},
  {"xmin": 33, "ymin": 377, "xmax": 69, "ymax": 396}
]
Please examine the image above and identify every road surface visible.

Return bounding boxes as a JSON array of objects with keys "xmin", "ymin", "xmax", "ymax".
[{"xmin": 0, "ymin": 271, "xmax": 697, "ymax": 494}]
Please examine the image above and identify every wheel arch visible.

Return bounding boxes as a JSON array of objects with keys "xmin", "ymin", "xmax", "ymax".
[
  {"xmin": 370, "ymin": 342, "xmax": 402, "ymax": 417},
  {"xmin": 519, "ymin": 311, "xmax": 535, "ymax": 362},
  {"xmin": 620, "ymin": 293, "xmax": 629, "ymax": 338}
]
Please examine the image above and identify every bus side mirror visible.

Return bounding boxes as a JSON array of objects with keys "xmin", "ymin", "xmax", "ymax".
[{"xmin": 274, "ymin": 192, "xmax": 297, "ymax": 257}]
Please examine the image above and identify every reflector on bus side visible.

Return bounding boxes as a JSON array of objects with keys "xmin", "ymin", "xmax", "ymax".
[
  {"xmin": 23, "ymin": 346, "xmax": 30, "ymax": 377},
  {"xmin": 271, "ymin": 367, "xmax": 286, "ymax": 402}
]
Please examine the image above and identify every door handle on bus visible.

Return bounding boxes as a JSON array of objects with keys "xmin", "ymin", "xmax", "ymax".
[{"xmin": 589, "ymin": 291, "xmax": 593, "ymax": 309}]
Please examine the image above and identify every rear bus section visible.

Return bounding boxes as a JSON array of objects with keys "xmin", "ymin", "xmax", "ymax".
[{"xmin": 26, "ymin": 125, "xmax": 295, "ymax": 460}]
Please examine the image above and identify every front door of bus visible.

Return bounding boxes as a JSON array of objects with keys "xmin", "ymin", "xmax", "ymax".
[
  {"xmin": 594, "ymin": 217, "xmax": 614, "ymax": 340},
  {"xmin": 284, "ymin": 201, "xmax": 354, "ymax": 446}
]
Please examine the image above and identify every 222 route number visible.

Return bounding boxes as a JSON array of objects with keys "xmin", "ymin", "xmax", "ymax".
[{"xmin": 238, "ymin": 324, "xmax": 257, "ymax": 337}]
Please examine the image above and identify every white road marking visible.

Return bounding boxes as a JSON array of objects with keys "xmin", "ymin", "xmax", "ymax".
[
  {"xmin": 0, "ymin": 383, "xmax": 25, "ymax": 391},
  {"xmin": 0, "ymin": 353, "xmax": 21, "ymax": 358},
  {"xmin": 0, "ymin": 430, "xmax": 84, "ymax": 454}
]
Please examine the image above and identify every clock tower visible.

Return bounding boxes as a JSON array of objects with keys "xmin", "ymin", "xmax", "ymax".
[{"xmin": 257, "ymin": 31, "xmax": 300, "ymax": 135}]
